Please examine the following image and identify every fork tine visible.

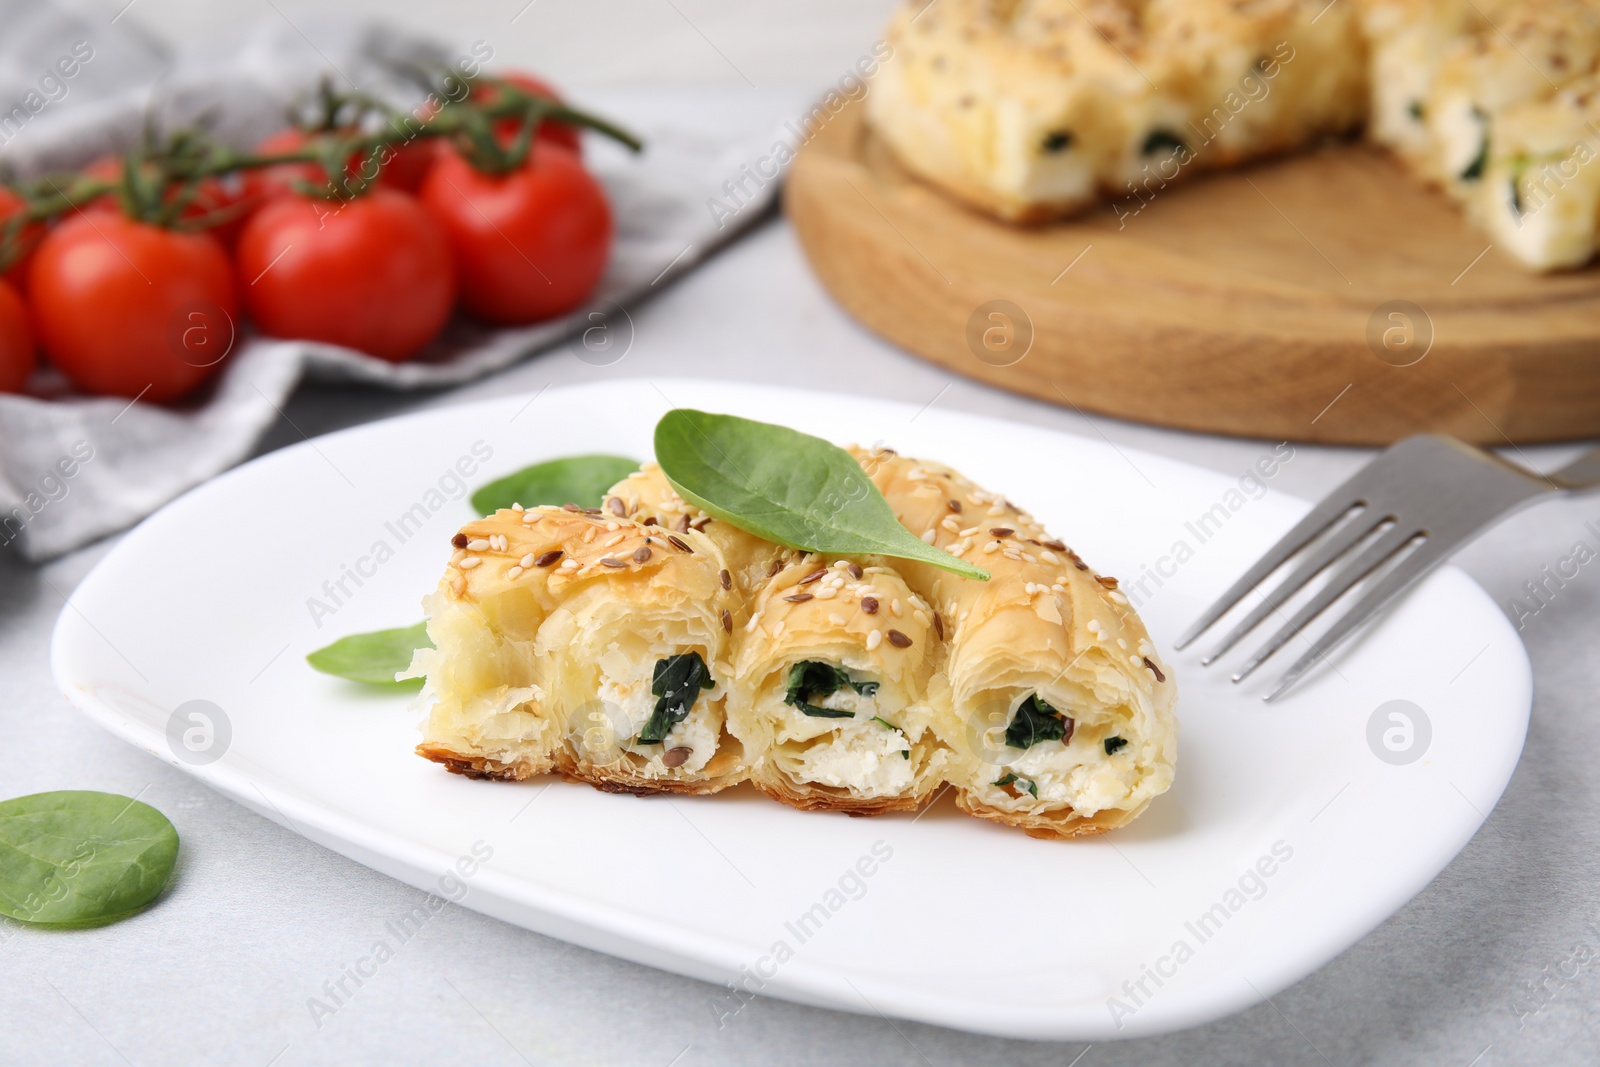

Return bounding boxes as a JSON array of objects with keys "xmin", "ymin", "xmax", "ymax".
[
  {"xmin": 1173, "ymin": 495, "xmax": 1366, "ymax": 650},
  {"xmin": 1200, "ymin": 508, "xmax": 1394, "ymax": 665},
  {"xmin": 1230, "ymin": 523, "xmax": 1422, "ymax": 684},
  {"xmin": 1263, "ymin": 536, "xmax": 1456, "ymax": 701}
]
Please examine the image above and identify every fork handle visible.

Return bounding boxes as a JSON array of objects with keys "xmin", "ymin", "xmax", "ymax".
[{"xmin": 1546, "ymin": 446, "xmax": 1600, "ymax": 492}]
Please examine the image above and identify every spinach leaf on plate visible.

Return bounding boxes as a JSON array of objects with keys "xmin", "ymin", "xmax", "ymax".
[
  {"xmin": 0, "ymin": 791, "xmax": 179, "ymax": 928},
  {"xmin": 653, "ymin": 410, "xmax": 987, "ymax": 580},
  {"xmin": 470, "ymin": 455, "xmax": 640, "ymax": 516},
  {"xmin": 307, "ymin": 622, "xmax": 432, "ymax": 686}
]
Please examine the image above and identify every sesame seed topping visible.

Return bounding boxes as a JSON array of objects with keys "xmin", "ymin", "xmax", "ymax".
[
  {"xmin": 642, "ymin": 516, "xmax": 658, "ymax": 526},
  {"xmin": 600, "ymin": 558, "xmax": 626, "ymax": 568},
  {"xmin": 948, "ymin": 499, "xmax": 962, "ymax": 512},
  {"xmin": 983, "ymin": 541, "xmax": 1000, "ymax": 554},
  {"xmin": 633, "ymin": 546, "xmax": 652, "ymax": 563},
  {"xmin": 519, "ymin": 554, "xmax": 536, "ymax": 568},
  {"xmin": 562, "ymin": 502, "xmax": 582, "ymax": 512},
  {"xmin": 862, "ymin": 597, "xmax": 879, "ymax": 614},
  {"xmin": 451, "ymin": 533, "xmax": 468, "ymax": 549},
  {"xmin": 767, "ymin": 558, "xmax": 785, "ymax": 578},
  {"xmin": 522, "ymin": 512, "xmax": 539, "ymax": 523},
  {"xmin": 459, "ymin": 557, "xmax": 482, "ymax": 569},
  {"xmin": 1097, "ymin": 575, "xmax": 1120, "ymax": 589},
  {"xmin": 667, "ymin": 535, "xmax": 692, "ymax": 553},
  {"xmin": 559, "ymin": 558, "xmax": 579, "ymax": 570},
  {"xmin": 773, "ymin": 620, "xmax": 785, "ymax": 637},
  {"xmin": 451, "ymin": 575, "xmax": 466, "ymax": 595},
  {"xmin": 534, "ymin": 550, "xmax": 563, "ymax": 567},
  {"xmin": 1041, "ymin": 550, "xmax": 1060, "ymax": 564},
  {"xmin": 866, "ymin": 630, "xmax": 883, "ymax": 651},
  {"xmin": 601, "ymin": 533, "xmax": 626, "ymax": 548},
  {"xmin": 991, "ymin": 527, "xmax": 1014, "ymax": 537},
  {"xmin": 721, "ymin": 609, "xmax": 733, "ymax": 633},
  {"xmin": 887, "ymin": 629, "xmax": 912, "ymax": 648},
  {"xmin": 933, "ymin": 614, "xmax": 944, "ymax": 639},
  {"xmin": 798, "ymin": 568, "xmax": 827, "ymax": 585},
  {"xmin": 467, "ymin": 538, "xmax": 490, "ymax": 551},
  {"xmin": 921, "ymin": 529, "xmax": 936, "ymax": 543},
  {"xmin": 605, "ymin": 521, "xmax": 620, "ymax": 533},
  {"xmin": 508, "ymin": 566, "xmax": 524, "ymax": 579},
  {"xmin": 829, "ymin": 613, "xmax": 846, "ymax": 626},
  {"xmin": 815, "ymin": 586, "xmax": 839, "ymax": 600},
  {"xmin": 720, "ymin": 569, "xmax": 732, "ymax": 590},
  {"xmin": 1042, "ymin": 539, "xmax": 1066, "ymax": 551},
  {"xmin": 1144, "ymin": 657, "xmax": 1166, "ymax": 682},
  {"xmin": 675, "ymin": 515, "xmax": 691, "ymax": 533},
  {"xmin": 848, "ymin": 562, "xmax": 864, "ymax": 580},
  {"xmin": 583, "ymin": 528, "xmax": 597, "ymax": 543},
  {"xmin": 785, "ymin": 592, "xmax": 814, "ymax": 603},
  {"xmin": 607, "ymin": 496, "xmax": 627, "ymax": 517},
  {"xmin": 891, "ymin": 599, "xmax": 903, "ymax": 616}
]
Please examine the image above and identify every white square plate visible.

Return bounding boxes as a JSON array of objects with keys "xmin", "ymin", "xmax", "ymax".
[{"xmin": 51, "ymin": 379, "xmax": 1529, "ymax": 1040}]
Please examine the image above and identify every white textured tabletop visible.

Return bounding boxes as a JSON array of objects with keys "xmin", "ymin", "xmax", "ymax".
[{"xmin": 4, "ymin": 2, "xmax": 1599, "ymax": 1065}]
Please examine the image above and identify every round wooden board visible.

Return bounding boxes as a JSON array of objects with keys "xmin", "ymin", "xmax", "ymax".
[{"xmin": 785, "ymin": 100, "xmax": 1600, "ymax": 445}]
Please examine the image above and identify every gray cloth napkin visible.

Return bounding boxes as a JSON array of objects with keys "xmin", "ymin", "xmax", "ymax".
[{"xmin": 0, "ymin": 3, "xmax": 796, "ymax": 562}]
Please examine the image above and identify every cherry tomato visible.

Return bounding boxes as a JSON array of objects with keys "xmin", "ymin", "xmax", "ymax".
[
  {"xmin": 475, "ymin": 73, "xmax": 581, "ymax": 155},
  {"xmin": 29, "ymin": 212, "xmax": 238, "ymax": 401},
  {"xmin": 237, "ymin": 187, "xmax": 455, "ymax": 362},
  {"xmin": 0, "ymin": 278, "xmax": 35, "ymax": 393},
  {"xmin": 80, "ymin": 156, "xmax": 251, "ymax": 247},
  {"xmin": 242, "ymin": 128, "xmax": 437, "ymax": 207},
  {"xmin": 0, "ymin": 186, "xmax": 43, "ymax": 289},
  {"xmin": 420, "ymin": 143, "xmax": 610, "ymax": 325}
]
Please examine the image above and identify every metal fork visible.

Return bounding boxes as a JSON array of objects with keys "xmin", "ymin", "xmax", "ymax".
[{"xmin": 1176, "ymin": 434, "xmax": 1600, "ymax": 700}]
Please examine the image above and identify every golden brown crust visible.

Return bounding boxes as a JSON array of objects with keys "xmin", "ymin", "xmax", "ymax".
[{"xmin": 415, "ymin": 743, "xmax": 539, "ymax": 781}]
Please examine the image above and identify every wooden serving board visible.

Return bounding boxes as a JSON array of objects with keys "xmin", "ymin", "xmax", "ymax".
[{"xmin": 785, "ymin": 99, "xmax": 1600, "ymax": 445}]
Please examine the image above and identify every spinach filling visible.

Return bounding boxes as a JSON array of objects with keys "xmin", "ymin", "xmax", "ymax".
[
  {"xmin": 1042, "ymin": 130, "xmax": 1074, "ymax": 153},
  {"xmin": 1005, "ymin": 694, "xmax": 1073, "ymax": 749},
  {"xmin": 638, "ymin": 653, "xmax": 715, "ymax": 744},
  {"xmin": 785, "ymin": 660, "xmax": 879, "ymax": 718},
  {"xmin": 1104, "ymin": 736, "xmax": 1129, "ymax": 755},
  {"xmin": 994, "ymin": 772, "xmax": 1039, "ymax": 799},
  {"xmin": 1460, "ymin": 108, "xmax": 1489, "ymax": 182},
  {"xmin": 1141, "ymin": 128, "xmax": 1188, "ymax": 157},
  {"xmin": 871, "ymin": 716, "xmax": 912, "ymax": 759}
]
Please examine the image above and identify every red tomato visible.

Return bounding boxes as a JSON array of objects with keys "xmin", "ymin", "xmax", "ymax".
[
  {"xmin": 236, "ymin": 187, "xmax": 455, "ymax": 362},
  {"xmin": 420, "ymin": 143, "xmax": 610, "ymax": 325},
  {"xmin": 476, "ymin": 73, "xmax": 581, "ymax": 155},
  {"xmin": 80, "ymin": 156, "xmax": 251, "ymax": 247},
  {"xmin": 29, "ymin": 213, "xmax": 238, "ymax": 401},
  {"xmin": 0, "ymin": 186, "xmax": 43, "ymax": 289},
  {"xmin": 0, "ymin": 278, "xmax": 35, "ymax": 393}
]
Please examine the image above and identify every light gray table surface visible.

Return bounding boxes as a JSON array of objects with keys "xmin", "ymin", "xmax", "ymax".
[{"xmin": 5, "ymin": 2, "xmax": 1600, "ymax": 1065}]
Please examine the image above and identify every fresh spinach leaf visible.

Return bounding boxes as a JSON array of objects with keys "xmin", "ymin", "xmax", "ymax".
[
  {"xmin": 993, "ymin": 772, "xmax": 1039, "ymax": 799},
  {"xmin": 653, "ymin": 410, "xmax": 988, "ymax": 581},
  {"xmin": 471, "ymin": 454, "xmax": 640, "ymax": 516},
  {"xmin": 639, "ymin": 653, "xmax": 715, "ymax": 744},
  {"xmin": 1104, "ymin": 736, "xmax": 1129, "ymax": 755},
  {"xmin": 1005, "ymin": 694, "xmax": 1073, "ymax": 749},
  {"xmin": 307, "ymin": 622, "xmax": 432, "ymax": 686},
  {"xmin": 785, "ymin": 660, "xmax": 878, "ymax": 718},
  {"xmin": 0, "ymin": 791, "xmax": 178, "ymax": 928}
]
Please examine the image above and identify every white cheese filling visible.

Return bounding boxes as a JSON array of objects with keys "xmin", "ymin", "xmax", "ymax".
[
  {"xmin": 592, "ymin": 664, "xmax": 718, "ymax": 775},
  {"xmin": 772, "ymin": 670, "xmax": 914, "ymax": 796}
]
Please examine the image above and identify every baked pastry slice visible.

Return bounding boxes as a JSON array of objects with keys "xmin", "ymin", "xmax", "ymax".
[
  {"xmin": 852, "ymin": 446, "xmax": 1177, "ymax": 839},
  {"xmin": 868, "ymin": 0, "xmax": 1368, "ymax": 221},
  {"xmin": 1361, "ymin": 0, "xmax": 1600, "ymax": 269},
  {"xmin": 407, "ymin": 505, "xmax": 745, "ymax": 793}
]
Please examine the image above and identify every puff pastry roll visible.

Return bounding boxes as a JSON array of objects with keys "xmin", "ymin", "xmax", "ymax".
[
  {"xmin": 851, "ymin": 447, "xmax": 1178, "ymax": 838},
  {"xmin": 408, "ymin": 505, "xmax": 744, "ymax": 793},
  {"xmin": 731, "ymin": 555, "xmax": 948, "ymax": 814}
]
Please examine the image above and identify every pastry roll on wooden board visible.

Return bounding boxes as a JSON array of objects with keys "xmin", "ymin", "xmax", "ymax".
[
  {"xmin": 731, "ymin": 555, "xmax": 948, "ymax": 815},
  {"xmin": 851, "ymin": 446, "xmax": 1178, "ymax": 838},
  {"xmin": 408, "ymin": 505, "xmax": 745, "ymax": 794}
]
